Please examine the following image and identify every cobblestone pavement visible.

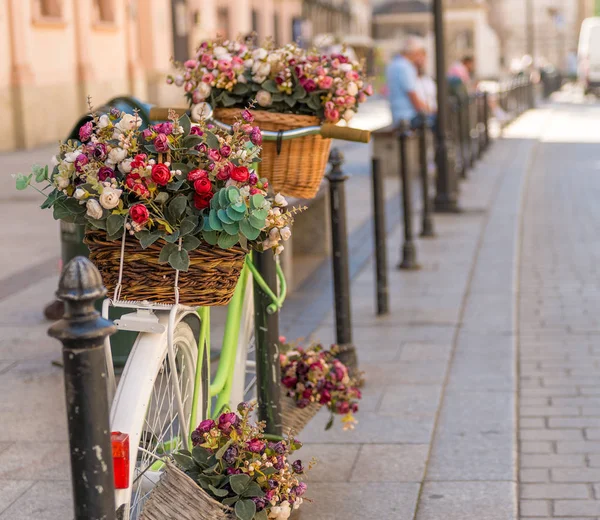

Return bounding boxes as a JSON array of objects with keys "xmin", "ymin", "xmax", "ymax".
[{"xmin": 518, "ymin": 101, "xmax": 600, "ymax": 518}]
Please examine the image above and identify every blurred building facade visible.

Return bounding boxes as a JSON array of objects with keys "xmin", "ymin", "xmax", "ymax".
[{"xmin": 2, "ymin": 0, "xmax": 368, "ymax": 152}]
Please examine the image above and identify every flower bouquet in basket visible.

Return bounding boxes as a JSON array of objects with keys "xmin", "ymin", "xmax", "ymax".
[
  {"xmin": 140, "ymin": 404, "xmax": 310, "ymax": 520},
  {"xmin": 15, "ymin": 104, "xmax": 297, "ymax": 306},
  {"xmin": 168, "ymin": 39, "xmax": 373, "ymax": 199},
  {"xmin": 280, "ymin": 342, "xmax": 362, "ymax": 433}
]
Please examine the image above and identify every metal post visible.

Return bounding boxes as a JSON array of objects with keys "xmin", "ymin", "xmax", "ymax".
[
  {"xmin": 433, "ymin": 0, "xmax": 459, "ymax": 213},
  {"xmin": 253, "ymin": 250, "xmax": 282, "ymax": 436},
  {"xmin": 397, "ymin": 121, "xmax": 419, "ymax": 270},
  {"xmin": 418, "ymin": 116, "xmax": 435, "ymax": 237},
  {"xmin": 469, "ymin": 96, "xmax": 478, "ymax": 169},
  {"xmin": 483, "ymin": 91, "xmax": 490, "ymax": 150},
  {"xmin": 455, "ymin": 97, "xmax": 467, "ymax": 179},
  {"xmin": 327, "ymin": 149, "xmax": 358, "ymax": 373},
  {"xmin": 48, "ymin": 257, "xmax": 117, "ymax": 520},
  {"xmin": 477, "ymin": 93, "xmax": 485, "ymax": 159},
  {"xmin": 371, "ymin": 157, "xmax": 389, "ymax": 315},
  {"xmin": 526, "ymin": 0, "xmax": 535, "ymax": 65}
]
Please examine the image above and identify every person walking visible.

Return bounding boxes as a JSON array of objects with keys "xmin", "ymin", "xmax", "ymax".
[{"xmin": 386, "ymin": 36, "xmax": 429, "ymax": 127}]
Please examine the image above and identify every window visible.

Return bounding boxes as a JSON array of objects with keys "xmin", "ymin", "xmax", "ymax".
[
  {"xmin": 93, "ymin": 0, "xmax": 116, "ymax": 24},
  {"xmin": 33, "ymin": 0, "xmax": 62, "ymax": 19}
]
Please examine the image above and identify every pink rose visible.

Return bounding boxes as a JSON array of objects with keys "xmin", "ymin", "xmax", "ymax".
[
  {"xmin": 365, "ymin": 84, "xmax": 374, "ymax": 96},
  {"xmin": 184, "ymin": 81, "xmax": 194, "ymax": 93},
  {"xmin": 303, "ymin": 79, "xmax": 317, "ymax": 92},
  {"xmin": 153, "ymin": 134, "xmax": 169, "ymax": 153},
  {"xmin": 184, "ymin": 59, "xmax": 197, "ymax": 69},
  {"xmin": 217, "ymin": 59, "xmax": 232, "ymax": 72},
  {"xmin": 335, "ymin": 88, "xmax": 346, "ymax": 96},
  {"xmin": 318, "ymin": 76, "xmax": 334, "ymax": 89},
  {"xmin": 202, "ymin": 73, "xmax": 214, "ymax": 84},
  {"xmin": 207, "ymin": 149, "xmax": 221, "ymax": 162},
  {"xmin": 220, "ymin": 145, "xmax": 231, "ymax": 157},
  {"xmin": 324, "ymin": 108, "xmax": 340, "ymax": 122},
  {"xmin": 75, "ymin": 154, "xmax": 88, "ymax": 172},
  {"xmin": 200, "ymin": 53, "xmax": 212, "ymax": 67},
  {"xmin": 216, "ymin": 163, "xmax": 232, "ymax": 180},
  {"xmin": 358, "ymin": 92, "xmax": 367, "ymax": 103},
  {"xmin": 325, "ymin": 101, "xmax": 335, "ymax": 111},
  {"xmin": 78, "ymin": 121, "xmax": 93, "ymax": 142},
  {"xmin": 345, "ymin": 95, "xmax": 356, "ymax": 106}
]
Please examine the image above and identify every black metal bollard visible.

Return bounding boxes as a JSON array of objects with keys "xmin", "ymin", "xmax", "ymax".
[
  {"xmin": 371, "ymin": 158, "xmax": 389, "ymax": 315},
  {"xmin": 253, "ymin": 250, "xmax": 283, "ymax": 436},
  {"xmin": 418, "ymin": 116, "xmax": 435, "ymax": 237},
  {"xmin": 469, "ymin": 96, "xmax": 478, "ymax": 168},
  {"xmin": 477, "ymin": 93, "xmax": 485, "ymax": 159},
  {"xmin": 327, "ymin": 149, "xmax": 358, "ymax": 373},
  {"xmin": 483, "ymin": 91, "xmax": 490, "ymax": 151},
  {"xmin": 397, "ymin": 121, "xmax": 419, "ymax": 270},
  {"xmin": 456, "ymin": 97, "xmax": 468, "ymax": 179},
  {"xmin": 48, "ymin": 257, "xmax": 117, "ymax": 520}
]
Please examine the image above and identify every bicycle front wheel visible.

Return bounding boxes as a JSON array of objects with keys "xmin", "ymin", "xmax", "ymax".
[{"xmin": 111, "ymin": 318, "xmax": 208, "ymax": 520}]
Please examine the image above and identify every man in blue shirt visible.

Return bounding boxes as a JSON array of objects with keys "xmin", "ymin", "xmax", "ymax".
[{"xmin": 386, "ymin": 36, "xmax": 429, "ymax": 127}]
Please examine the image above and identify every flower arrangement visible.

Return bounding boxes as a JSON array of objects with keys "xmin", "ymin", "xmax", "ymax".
[
  {"xmin": 280, "ymin": 343, "xmax": 362, "ymax": 431},
  {"xmin": 175, "ymin": 403, "xmax": 309, "ymax": 520},
  {"xmin": 168, "ymin": 39, "xmax": 373, "ymax": 123},
  {"xmin": 15, "ymin": 103, "xmax": 296, "ymax": 271}
]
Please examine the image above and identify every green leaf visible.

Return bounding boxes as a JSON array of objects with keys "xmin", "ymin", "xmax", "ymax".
[
  {"xmin": 208, "ymin": 210, "xmax": 223, "ymax": 231},
  {"xmin": 251, "ymin": 208, "xmax": 268, "ymax": 221},
  {"xmin": 235, "ymin": 499, "xmax": 256, "ymax": 520},
  {"xmin": 180, "ymin": 216, "xmax": 198, "ymax": 236},
  {"xmin": 106, "ymin": 214, "xmax": 125, "ymax": 236},
  {"xmin": 226, "ymin": 206, "xmax": 245, "ymax": 221},
  {"xmin": 229, "ymin": 474, "xmax": 251, "ymax": 495},
  {"xmin": 182, "ymin": 135, "xmax": 204, "ymax": 148},
  {"xmin": 227, "ymin": 186, "xmax": 241, "ymax": 203},
  {"xmin": 192, "ymin": 446, "xmax": 212, "ymax": 466},
  {"xmin": 231, "ymin": 201, "xmax": 247, "ymax": 213},
  {"xmin": 40, "ymin": 190, "xmax": 59, "ymax": 209},
  {"xmin": 163, "ymin": 230, "xmax": 180, "ymax": 243},
  {"xmin": 248, "ymin": 214, "xmax": 265, "ymax": 229},
  {"xmin": 215, "ymin": 439, "xmax": 233, "ymax": 461},
  {"xmin": 223, "ymin": 496, "xmax": 239, "ymax": 507},
  {"xmin": 155, "ymin": 191, "xmax": 170, "ymax": 204},
  {"xmin": 218, "ymin": 188, "xmax": 229, "ymax": 207},
  {"xmin": 87, "ymin": 218, "xmax": 107, "ymax": 231},
  {"xmin": 64, "ymin": 198, "xmax": 87, "ymax": 214},
  {"xmin": 238, "ymin": 235, "xmax": 248, "ymax": 251},
  {"xmin": 181, "ymin": 235, "xmax": 201, "ymax": 251},
  {"xmin": 168, "ymin": 249, "xmax": 190, "ymax": 271},
  {"xmin": 218, "ymin": 209, "xmax": 235, "ymax": 225},
  {"xmin": 221, "ymin": 92, "xmax": 238, "ymax": 107},
  {"xmin": 53, "ymin": 202, "xmax": 75, "ymax": 220},
  {"xmin": 209, "ymin": 484, "xmax": 230, "ymax": 497},
  {"xmin": 240, "ymin": 219, "xmax": 261, "ymax": 240},
  {"xmin": 144, "ymin": 144, "xmax": 157, "ymax": 153},
  {"xmin": 307, "ymin": 94, "xmax": 321, "ymax": 111},
  {"xmin": 32, "ymin": 164, "xmax": 48, "ymax": 182},
  {"xmin": 242, "ymin": 482, "xmax": 265, "ymax": 498},
  {"xmin": 171, "ymin": 162, "xmax": 190, "ymax": 175},
  {"xmin": 284, "ymin": 97, "xmax": 296, "ymax": 108},
  {"xmin": 158, "ymin": 243, "xmax": 178, "ymax": 264},
  {"xmin": 293, "ymin": 83, "xmax": 307, "ymax": 100},
  {"xmin": 222, "ymin": 222, "xmax": 239, "ymax": 235},
  {"xmin": 202, "ymin": 230, "xmax": 218, "ymax": 245},
  {"xmin": 167, "ymin": 179, "xmax": 185, "ymax": 191},
  {"xmin": 233, "ymin": 83, "xmax": 250, "ymax": 95},
  {"xmin": 179, "ymin": 114, "xmax": 191, "ymax": 137},
  {"xmin": 173, "ymin": 453, "xmax": 195, "ymax": 471},
  {"xmin": 218, "ymin": 232, "xmax": 240, "ymax": 249},
  {"xmin": 261, "ymin": 79, "xmax": 279, "ymax": 93},
  {"xmin": 168, "ymin": 196, "xmax": 187, "ymax": 222},
  {"xmin": 325, "ymin": 415, "xmax": 334, "ymax": 431},
  {"xmin": 251, "ymin": 194, "xmax": 265, "ymax": 209},
  {"xmin": 261, "ymin": 467, "xmax": 277, "ymax": 476},
  {"xmin": 255, "ymin": 510, "xmax": 268, "ymax": 520},
  {"xmin": 15, "ymin": 173, "xmax": 33, "ymax": 190},
  {"xmin": 205, "ymin": 132, "xmax": 220, "ymax": 150},
  {"xmin": 136, "ymin": 229, "xmax": 165, "ymax": 249}
]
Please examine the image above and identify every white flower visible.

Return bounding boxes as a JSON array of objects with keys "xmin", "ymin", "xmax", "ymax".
[
  {"xmin": 118, "ymin": 158, "xmax": 133, "ymax": 174},
  {"xmin": 280, "ymin": 226, "xmax": 291, "ymax": 241},
  {"xmin": 343, "ymin": 109, "xmax": 356, "ymax": 122},
  {"xmin": 213, "ymin": 46, "xmax": 228, "ymax": 57},
  {"xmin": 268, "ymin": 501, "xmax": 291, "ymax": 520},
  {"xmin": 55, "ymin": 175, "xmax": 70, "ymax": 190},
  {"xmin": 274, "ymin": 193, "xmax": 288, "ymax": 207},
  {"xmin": 252, "ymin": 48, "xmax": 268, "ymax": 61},
  {"xmin": 252, "ymin": 61, "xmax": 271, "ymax": 78},
  {"xmin": 174, "ymin": 74, "xmax": 184, "ymax": 87},
  {"xmin": 237, "ymin": 74, "xmax": 247, "ymax": 84},
  {"xmin": 74, "ymin": 188, "xmax": 86, "ymax": 200},
  {"xmin": 262, "ymin": 239, "xmax": 272, "ymax": 249},
  {"xmin": 99, "ymin": 187, "xmax": 122, "ymax": 210},
  {"xmin": 64, "ymin": 151, "xmax": 80, "ymax": 163},
  {"xmin": 98, "ymin": 114, "xmax": 110, "ymax": 128},
  {"xmin": 256, "ymin": 90, "xmax": 273, "ymax": 107},
  {"xmin": 86, "ymin": 199, "xmax": 103, "ymax": 219},
  {"xmin": 196, "ymin": 82, "xmax": 211, "ymax": 100},
  {"xmin": 51, "ymin": 155, "xmax": 59, "ymax": 167},
  {"xmin": 275, "ymin": 245, "xmax": 284, "ymax": 255},
  {"xmin": 269, "ymin": 228, "xmax": 280, "ymax": 241},
  {"xmin": 115, "ymin": 114, "xmax": 142, "ymax": 133},
  {"xmin": 340, "ymin": 63, "xmax": 353, "ymax": 72},
  {"xmin": 252, "ymin": 75, "xmax": 267, "ymax": 84},
  {"xmin": 108, "ymin": 147, "xmax": 127, "ymax": 165},
  {"xmin": 239, "ymin": 186, "xmax": 251, "ymax": 198},
  {"xmin": 347, "ymin": 81, "xmax": 358, "ymax": 97},
  {"xmin": 244, "ymin": 59, "xmax": 254, "ymax": 69}
]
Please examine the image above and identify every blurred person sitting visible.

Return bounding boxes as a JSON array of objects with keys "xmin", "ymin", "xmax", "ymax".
[
  {"xmin": 448, "ymin": 55, "xmax": 475, "ymax": 93},
  {"xmin": 386, "ymin": 36, "xmax": 429, "ymax": 127},
  {"xmin": 415, "ymin": 63, "xmax": 437, "ymax": 115}
]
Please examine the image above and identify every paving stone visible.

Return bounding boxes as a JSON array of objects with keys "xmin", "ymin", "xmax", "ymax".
[
  {"xmin": 296, "ymin": 444, "xmax": 360, "ymax": 483},
  {"xmin": 0, "ymin": 481, "xmax": 34, "ymax": 515},
  {"xmin": 556, "ymin": 441, "xmax": 600, "ymax": 453},
  {"xmin": 349, "ymin": 444, "xmax": 429, "ymax": 482},
  {"xmin": 520, "ymin": 469, "xmax": 551, "ymax": 483},
  {"xmin": 519, "ymin": 406, "xmax": 581, "ymax": 417},
  {"xmin": 521, "ymin": 418, "xmax": 547, "ymax": 429},
  {"xmin": 416, "ymin": 482, "xmax": 517, "ymax": 520},
  {"xmin": 520, "ymin": 483, "xmax": 590, "ymax": 499},
  {"xmin": 295, "ymin": 482, "xmax": 420, "ymax": 520},
  {"xmin": 585, "ymin": 429, "xmax": 600, "ymax": 440},
  {"xmin": 520, "ymin": 499, "xmax": 551, "ymax": 517},
  {"xmin": 520, "ymin": 429, "xmax": 584, "ymax": 441},
  {"xmin": 520, "ymin": 453, "xmax": 585, "ymax": 468},
  {"xmin": 0, "ymin": 481, "xmax": 71, "ymax": 520},
  {"xmin": 554, "ymin": 500, "xmax": 600, "ymax": 516},
  {"xmin": 378, "ymin": 385, "xmax": 442, "ymax": 417},
  {"xmin": 520, "ymin": 441, "xmax": 554, "ymax": 454},
  {"xmin": 552, "ymin": 468, "xmax": 600, "ymax": 482},
  {"xmin": 0, "ymin": 442, "xmax": 70, "ymax": 481},
  {"xmin": 549, "ymin": 417, "xmax": 600, "ymax": 429},
  {"xmin": 398, "ymin": 343, "xmax": 452, "ymax": 362}
]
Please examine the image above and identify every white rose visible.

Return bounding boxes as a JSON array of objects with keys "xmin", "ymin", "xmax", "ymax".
[
  {"xmin": 118, "ymin": 158, "xmax": 133, "ymax": 174},
  {"xmin": 268, "ymin": 501, "xmax": 291, "ymax": 520},
  {"xmin": 108, "ymin": 147, "xmax": 127, "ymax": 164},
  {"xmin": 74, "ymin": 188, "xmax": 86, "ymax": 200},
  {"xmin": 256, "ymin": 90, "xmax": 273, "ymax": 107},
  {"xmin": 115, "ymin": 113, "xmax": 142, "ymax": 133},
  {"xmin": 252, "ymin": 61, "xmax": 271, "ymax": 77},
  {"xmin": 340, "ymin": 63, "xmax": 353, "ymax": 72},
  {"xmin": 237, "ymin": 74, "xmax": 247, "ymax": 84},
  {"xmin": 343, "ymin": 109, "xmax": 356, "ymax": 122},
  {"xmin": 64, "ymin": 151, "xmax": 80, "ymax": 163},
  {"xmin": 274, "ymin": 193, "xmax": 288, "ymax": 207},
  {"xmin": 55, "ymin": 175, "xmax": 70, "ymax": 189},
  {"xmin": 239, "ymin": 186, "xmax": 251, "ymax": 198},
  {"xmin": 244, "ymin": 59, "xmax": 254, "ymax": 69},
  {"xmin": 98, "ymin": 114, "xmax": 110, "ymax": 128},
  {"xmin": 252, "ymin": 75, "xmax": 267, "ymax": 84},
  {"xmin": 86, "ymin": 199, "xmax": 103, "ymax": 219},
  {"xmin": 252, "ymin": 48, "xmax": 268, "ymax": 60},
  {"xmin": 174, "ymin": 74, "xmax": 184, "ymax": 87},
  {"xmin": 275, "ymin": 245, "xmax": 284, "ymax": 255},
  {"xmin": 280, "ymin": 226, "xmax": 291, "ymax": 241},
  {"xmin": 99, "ymin": 187, "xmax": 122, "ymax": 210},
  {"xmin": 347, "ymin": 81, "xmax": 358, "ymax": 97},
  {"xmin": 196, "ymin": 82, "xmax": 211, "ymax": 100},
  {"xmin": 269, "ymin": 228, "xmax": 280, "ymax": 241},
  {"xmin": 213, "ymin": 46, "xmax": 228, "ymax": 57}
]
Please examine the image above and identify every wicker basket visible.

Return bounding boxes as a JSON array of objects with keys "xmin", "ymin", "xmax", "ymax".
[
  {"xmin": 281, "ymin": 394, "xmax": 322, "ymax": 435},
  {"xmin": 140, "ymin": 461, "xmax": 232, "ymax": 520},
  {"xmin": 214, "ymin": 108, "xmax": 331, "ymax": 199},
  {"xmin": 85, "ymin": 230, "xmax": 246, "ymax": 307}
]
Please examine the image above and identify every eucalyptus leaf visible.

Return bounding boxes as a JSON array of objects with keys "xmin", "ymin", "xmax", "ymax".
[
  {"xmin": 221, "ymin": 92, "xmax": 238, "ymax": 107},
  {"xmin": 40, "ymin": 190, "xmax": 59, "ymax": 209},
  {"xmin": 33, "ymin": 164, "xmax": 48, "ymax": 182},
  {"xmin": 182, "ymin": 135, "xmax": 204, "ymax": 148},
  {"xmin": 238, "ymin": 235, "xmax": 248, "ymax": 251},
  {"xmin": 231, "ymin": 201, "xmax": 247, "ymax": 213},
  {"xmin": 227, "ymin": 186, "xmax": 241, "ymax": 203},
  {"xmin": 167, "ymin": 179, "xmax": 185, "ymax": 191},
  {"xmin": 15, "ymin": 173, "xmax": 32, "ymax": 190},
  {"xmin": 168, "ymin": 196, "xmax": 187, "ymax": 221},
  {"xmin": 284, "ymin": 97, "xmax": 297, "ymax": 108},
  {"xmin": 202, "ymin": 230, "xmax": 218, "ymax": 245},
  {"xmin": 171, "ymin": 162, "xmax": 190, "ymax": 175},
  {"xmin": 163, "ymin": 230, "xmax": 180, "ymax": 243},
  {"xmin": 233, "ymin": 83, "xmax": 250, "ymax": 95},
  {"xmin": 172, "ymin": 453, "xmax": 195, "ymax": 471},
  {"xmin": 217, "ymin": 209, "xmax": 235, "ymax": 225},
  {"xmin": 261, "ymin": 467, "xmax": 277, "ymax": 476},
  {"xmin": 209, "ymin": 484, "xmax": 230, "ymax": 497},
  {"xmin": 229, "ymin": 474, "xmax": 251, "ymax": 495},
  {"xmin": 136, "ymin": 229, "xmax": 165, "ymax": 249},
  {"xmin": 248, "ymin": 214, "xmax": 265, "ymax": 229},
  {"xmin": 64, "ymin": 198, "xmax": 87, "ymax": 214},
  {"xmin": 181, "ymin": 235, "xmax": 201, "ymax": 251},
  {"xmin": 251, "ymin": 194, "xmax": 265, "ymax": 209},
  {"xmin": 87, "ymin": 218, "xmax": 107, "ymax": 231},
  {"xmin": 240, "ymin": 219, "xmax": 261, "ymax": 240},
  {"xmin": 217, "ymin": 232, "xmax": 240, "ymax": 249},
  {"xmin": 158, "ymin": 243, "xmax": 178, "ymax": 264},
  {"xmin": 325, "ymin": 415, "xmax": 334, "ymax": 431},
  {"xmin": 222, "ymin": 222, "xmax": 239, "ymax": 235},
  {"xmin": 205, "ymin": 132, "xmax": 220, "ymax": 150},
  {"xmin": 251, "ymin": 209, "xmax": 268, "ymax": 220},
  {"xmin": 106, "ymin": 214, "xmax": 125, "ymax": 236},
  {"xmin": 242, "ymin": 482, "xmax": 265, "ymax": 498},
  {"xmin": 179, "ymin": 217, "xmax": 198, "ymax": 236},
  {"xmin": 168, "ymin": 249, "xmax": 190, "ymax": 271},
  {"xmin": 235, "ymin": 499, "xmax": 256, "ymax": 520},
  {"xmin": 144, "ymin": 144, "xmax": 157, "ymax": 153},
  {"xmin": 155, "ymin": 191, "xmax": 170, "ymax": 204},
  {"xmin": 226, "ymin": 206, "xmax": 245, "ymax": 221},
  {"xmin": 261, "ymin": 79, "xmax": 279, "ymax": 93},
  {"xmin": 192, "ymin": 446, "xmax": 212, "ymax": 466},
  {"xmin": 208, "ymin": 210, "xmax": 223, "ymax": 231}
]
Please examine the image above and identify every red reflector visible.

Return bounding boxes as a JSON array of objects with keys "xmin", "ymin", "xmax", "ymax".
[{"xmin": 111, "ymin": 432, "xmax": 130, "ymax": 489}]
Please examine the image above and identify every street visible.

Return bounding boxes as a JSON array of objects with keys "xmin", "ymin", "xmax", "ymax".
[{"xmin": 2, "ymin": 90, "xmax": 600, "ymax": 518}]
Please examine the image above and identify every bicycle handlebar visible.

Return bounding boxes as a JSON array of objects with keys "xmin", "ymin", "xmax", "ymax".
[{"xmin": 148, "ymin": 106, "xmax": 371, "ymax": 144}]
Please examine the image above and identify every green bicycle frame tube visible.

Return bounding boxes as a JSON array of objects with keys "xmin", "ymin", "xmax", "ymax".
[{"xmin": 190, "ymin": 306, "xmax": 210, "ymax": 433}]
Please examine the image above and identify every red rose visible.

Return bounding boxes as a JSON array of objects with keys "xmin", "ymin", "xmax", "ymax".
[
  {"xmin": 132, "ymin": 183, "xmax": 150, "ymax": 198},
  {"xmin": 131, "ymin": 154, "xmax": 147, "ymax": 170},
  {"xmin": 151, "ymin": 163, "xmax": 172, "ymax": 186},
  {"xmin": 220, "ymin": 145, "xmax": 231, "ymax": 158},
  {"xmin": 188, "ymin": 169, "xmax": 208, "ymax": 182},
  {"xmin": 230, "ymin": 166, "xmax": 250, "ymax": 183},
  {"xmin": 125, "ymin": 172, "xmax": 140, "ymax": 189},
  {"xmin": 129, "ymin": 204, "xmax": 149, "ymax": 224},
  {"xmin": 217, "ymin": 163, "xmax": 232, "ymax": 181},
  {"xmin": 194, "ymin": 178, "xmax": 212, "ymax": 194},
  {"xmin": 193, "ymin": 192, "xmax": 213, "ymax": 210}
]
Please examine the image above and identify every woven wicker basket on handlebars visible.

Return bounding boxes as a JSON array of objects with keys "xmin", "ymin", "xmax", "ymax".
[
  {"xmin": 280, "ymin": 392, "xmax": 322, "ymax": 435},
  {"xmin": 214, "ymin": 108, "xmax": 331, "ymax": 200},
  {"xmin": 84, "ymin": 230, "xmax": 246, "ymax": 307}
]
